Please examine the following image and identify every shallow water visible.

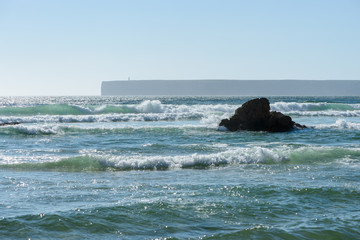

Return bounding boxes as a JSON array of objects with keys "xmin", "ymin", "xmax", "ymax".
[{"xmin": 1, "ymin": 96, "xmax": 359, "ymax": 239}]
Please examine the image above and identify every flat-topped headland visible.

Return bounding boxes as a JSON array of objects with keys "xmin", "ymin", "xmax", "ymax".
[{"xmin": 101, "ymin": 80, "xmax": 360, "ymax": 96}]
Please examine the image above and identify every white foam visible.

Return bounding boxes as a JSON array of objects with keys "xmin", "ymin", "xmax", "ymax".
[
  {"xmin": 271, "ymin": 102, "xmax": 325, "ymax": 112},
  {"xmin": 200, "ymin": 112, "xmax": 231, "ymax": 129},
  {"xmin": 2, "ymin": 100, "xmax": 358, "ymax": 124},
  {"xmin": 135, "ymin": 100, "xmax": 164, "ymax": 113},
  {"xmin": 315, "ymin": 119, "xmax": 360, "ymax": 130},
  {"xmin": 85, "ymin": 146, "xmax": 290, "ymax": 170},
  {"xmin": 0, "ymin": 102, "xmax": 236, "ymax": 124},
  {"xmin": 82, "ymin": 145, "xmax": 360, "ymax": 170},
  {"xmin": 0, "ymin": 113, "xmax": 183, "ymax": 124},
  {"xmin": 93, "ymin": 105, "xmax": 107, "ymax": 113},
  {"xmin": 14, "ymin": 124, "xmax": 62, "ymax": 135},
  {"xmin": 70, "ymin": 105, "xmax": 93, "ymax": 114},
  {"xmin": 285, "ymin": 110, "xmax": 360, "ymax": 117},
  {"xmin": 271, "ymin": 102, "xmax": 359, "ymax": 115},
  {"xmin": 4, "ymin": 145, "xmax": 359, "ymax": 169},
  {"xmin": 166, "ymin": 103, "xmax": 235, "ymax": 113}
]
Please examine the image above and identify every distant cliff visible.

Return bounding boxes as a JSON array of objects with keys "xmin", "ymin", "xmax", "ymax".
[{"xmin": 101, "ymin": 80, "xmax": 360, "ymax": 96}]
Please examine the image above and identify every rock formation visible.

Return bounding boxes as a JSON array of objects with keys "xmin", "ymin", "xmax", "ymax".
[{"xmin": 219, "ymin": 98, "xmax": 305, "ymax": 132}]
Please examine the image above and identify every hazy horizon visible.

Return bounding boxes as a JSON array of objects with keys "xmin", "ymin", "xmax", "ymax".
[
  {"xmin": 1, "ymin": 0, "xmax": 360, "ymax": 96},
  {"xmin": 101, "ymin": 80, "xmax": 360, "ymax": 96}
]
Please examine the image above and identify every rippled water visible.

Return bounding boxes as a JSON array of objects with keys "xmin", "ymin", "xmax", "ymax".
[{"xmin": 0, "ymin": 96, "xmax": 359, "ymax": 239}]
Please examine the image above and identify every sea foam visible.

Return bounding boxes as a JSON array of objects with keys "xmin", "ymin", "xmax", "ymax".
[
  {"xmin": 135, "ymin": 100, "xmax": 164, "ymax": 113},
  {"xmin": 270, "ymin": 102, "xmax": 360, "ymax": 117},
  {"xmin": 270, "ymin": 102, "xmax": 357, "ymax": 112},
  {"xmin": 315, "ymin": 119, "xmax": 360, "ymax": 130},
  {"xmin": 1, "ymin": 100, "xmax": 360, "ymax": 125},
  {"xmin": 65, "ymin": 146, "xmax": 360, "ymax": 170}
]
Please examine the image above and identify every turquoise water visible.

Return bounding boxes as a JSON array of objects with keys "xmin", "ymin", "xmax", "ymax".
[{"xmin": 0, "ymin": 96, "xmax": 359, "ymax": 239}]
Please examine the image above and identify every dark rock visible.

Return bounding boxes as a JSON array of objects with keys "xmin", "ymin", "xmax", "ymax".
[
  {"xmin": 0, "ymin": 122, "xmax": 20, "ymax": 127},
  {"xmin": 266, "ymin": 111, "xmax": 293, "ymax": 132},
  {"xmin": 219, "ymin": 98, "xmax": 305, "ymax": 132},
  {"xmin": 293, "ymin": 122, "xmax": 307, "ymax": 129}
]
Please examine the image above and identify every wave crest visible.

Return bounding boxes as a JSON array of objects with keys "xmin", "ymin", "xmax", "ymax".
[
  {"xmin": 315, "ymin": 119, "xmax": 360, "ymax": 130},
  {"xmin": 271, "ymin": 102, "xmax": 356, "ymax": 112},
  {"xmin": 2, "ymin": 146, "xmax": 359, "ymax": 171}
]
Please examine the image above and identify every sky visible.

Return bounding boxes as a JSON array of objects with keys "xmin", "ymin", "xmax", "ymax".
[{"xmin": 0, "ymin": 0, "xmax": 359, "ymax": 96}]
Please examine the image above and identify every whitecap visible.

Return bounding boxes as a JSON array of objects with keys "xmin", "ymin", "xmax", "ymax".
[
  {"xmin": 135, "ymin": 100, "xmax": 164, "ymax": 113},
  {"xmin": 14, "ymin": 124, "xmax": 62, "ymax": 135},
  {"xmin": 315, "ymin": 119, "xmax": 360, "ymax": 130}
]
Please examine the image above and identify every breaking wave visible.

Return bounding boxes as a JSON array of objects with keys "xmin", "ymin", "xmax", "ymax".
[
  {"xmin": 271, "ymin": 102, "xmax": 357, "ymax": 112},
  {"xmin": 0, "ymin": 124, "xmax": 210, "ymax": 136},
  {"xmin": 0, "ymin": 100, "xmax": 234, "ymax": 124},
  {"xmin": 0, "ymin": 100, "xmax": 166, "ymax": 116},
  {"xmin": 1, "ymin": 146, "xmax": 359, "ymax": 171},
  {"xmin": 1, "ymin": 99, "xmax": 360, "ymax": 126},
  {"xmin": 1, "ymin": 117, "xmax": 359, "ymax": 136},
  {"xmin": 314, "ymin": 119, "xmax": 360, "ymax": 130},
  {"xmin": 271, "ymin": 102, "xmax": 360, "ymax": 117}
]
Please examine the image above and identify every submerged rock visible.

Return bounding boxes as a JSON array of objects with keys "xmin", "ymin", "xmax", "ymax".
[
  {"xmin": 219, "ymin": 98, "xmax": 305, "ymax": 132},
  {"xmin": 0, "ymin": 122, "xmax": 20, "ymax": 127}
]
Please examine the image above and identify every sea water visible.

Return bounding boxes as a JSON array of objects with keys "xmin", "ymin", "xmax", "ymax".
[{"xmin": 0, "ymin": 96, "xmax": 359, "ymax": 239}]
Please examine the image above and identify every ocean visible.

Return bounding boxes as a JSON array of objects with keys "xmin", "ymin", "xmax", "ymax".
[{"xmin": 0, "ymin": 96, "xmax": 359, "ymax": 239}]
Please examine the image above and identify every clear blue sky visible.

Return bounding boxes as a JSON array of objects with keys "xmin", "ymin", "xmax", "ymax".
[{"xmin": 1, "ymin": 0, "xmax": 359, "ymax": 96}]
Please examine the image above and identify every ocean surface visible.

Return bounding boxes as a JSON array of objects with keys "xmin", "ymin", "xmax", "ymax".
[{"xmin": 0, "ymin": 96, "xmax": 359, "ymax": 239}]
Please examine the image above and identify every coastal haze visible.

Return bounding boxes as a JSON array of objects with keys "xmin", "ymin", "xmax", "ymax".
[{"xmin": 102, "ymin": 80, "xmax": 360, "ymax": 96}]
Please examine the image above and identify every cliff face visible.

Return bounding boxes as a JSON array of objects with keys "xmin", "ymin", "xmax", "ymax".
[{"xmin": 101, "ymin": 80, "xmax": 360, "ymax": 96}]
